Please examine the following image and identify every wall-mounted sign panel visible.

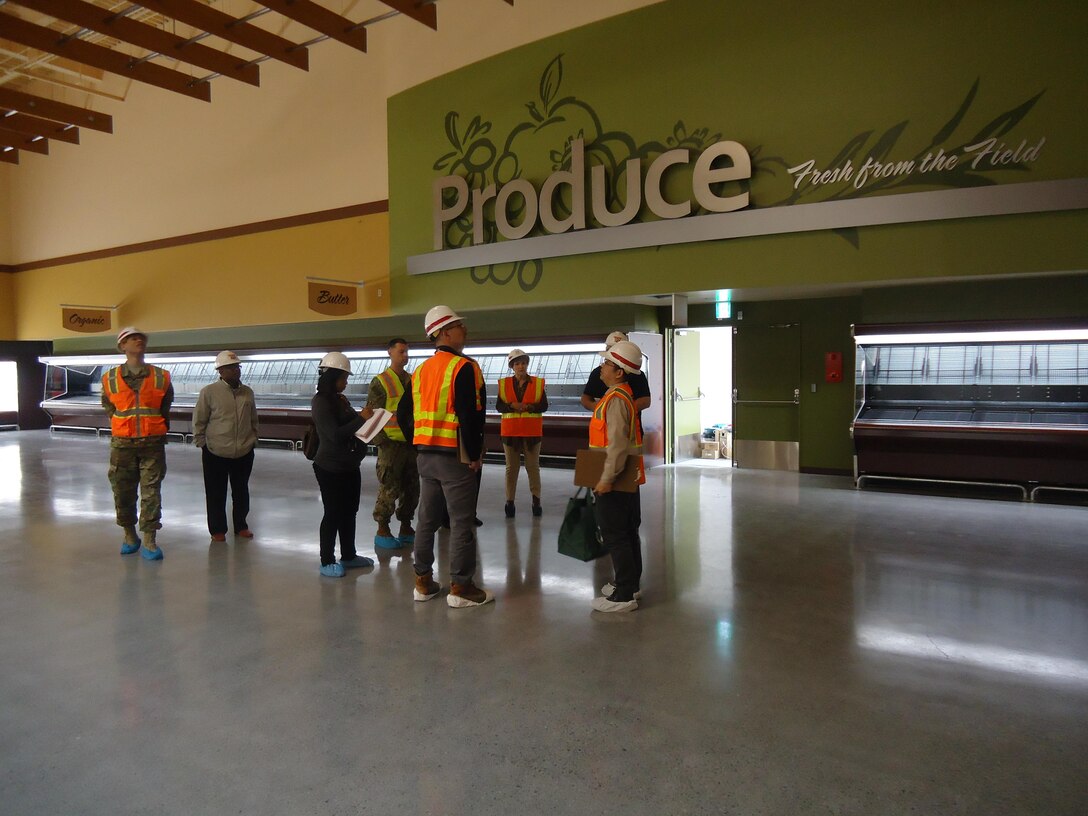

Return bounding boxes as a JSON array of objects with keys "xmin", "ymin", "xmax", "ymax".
[
  {"xmin": 62, "ymin": 308, "xmax": 111, "ymax": 333},
  {"xmin": 308, "ymin": 282, "xmax": 357, "ymax": 316}
]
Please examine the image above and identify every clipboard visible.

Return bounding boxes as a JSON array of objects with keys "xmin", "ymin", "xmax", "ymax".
[{"xmin": 573, "ymin": 449, "xmax": 640, "ymax": 492}]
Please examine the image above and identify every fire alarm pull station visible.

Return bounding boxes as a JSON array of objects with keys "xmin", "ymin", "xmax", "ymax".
[{"xmin": 825, "ymin": 352, "xmax": 843, "ymax": 383}]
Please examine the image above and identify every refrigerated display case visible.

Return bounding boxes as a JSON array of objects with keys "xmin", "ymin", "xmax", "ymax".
[
  {"xmin": 851, "ymin": 322, "xmax": 1088, "ymax": 500},
  {"xmin": 38, "ymin": 343, "xmax": 607, "ymax": 456}
]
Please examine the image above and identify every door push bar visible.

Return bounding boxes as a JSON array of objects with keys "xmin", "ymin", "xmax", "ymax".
[{"xmin": 733, "ymin": 388, "xmax": 800, "ymax": 406}]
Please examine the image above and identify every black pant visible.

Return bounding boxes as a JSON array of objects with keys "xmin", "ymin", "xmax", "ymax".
[
  {"xmin": 202, "ymin": 447, "xmax": 254, "ymax": 535},
  {"xmin": 313, "ymin": 463, "xmax": 361, "ymax": 565},
  {"xmin": 596, "ymin": 489, "xmax": 642, "ymax": 600}
]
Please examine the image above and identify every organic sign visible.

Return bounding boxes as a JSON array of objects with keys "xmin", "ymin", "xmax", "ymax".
[
  {"xmin": 308, "ymin": 282, "xmax": 356, "ymax": 316},
  {"xmin": 62, "ymin": 308, "xmax": 111, "ymax": 333}
]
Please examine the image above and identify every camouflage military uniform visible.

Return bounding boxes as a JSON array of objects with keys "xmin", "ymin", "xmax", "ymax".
[
  {"xmin": 102, "ymin": 364, "xmax": 173, "ymax": 533},
  {"xmin": 367, "ymin": 373, "xmax": 419, "ymax": 525},
  {"xmin": 108, "ymin": 438, "xmax": 168, "ymax": 532}
]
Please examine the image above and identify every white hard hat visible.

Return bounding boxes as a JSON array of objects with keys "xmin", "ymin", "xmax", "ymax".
[
  {"xmin": 215, "ymin": 350, "xmax": 241, "ymax": 369},
  {"xmin": 605, "ymin": 330, "xmax": 628, "ymax": 349},
  {"xmin": 116, "ymin": 326, "xmax": 147, "ymax": 347},
  {"xmin": 600, "ymin": 339, "xmax": 642, "ymax": 374},
  {"xmin": 319, "ymin": 351, "xmax": 352, "ymax": 374},
  {"xmin": 507, "ymin": 348, "xmax": 529, "ymax": 367},
  {"xmin": 424, "ymin": 305, "xmax": 464, "ymax": 338}
]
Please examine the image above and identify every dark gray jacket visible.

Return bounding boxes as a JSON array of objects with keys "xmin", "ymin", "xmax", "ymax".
[{"xmin": 311, "ymin": 393, "xmax": 365, "ymax": 472}]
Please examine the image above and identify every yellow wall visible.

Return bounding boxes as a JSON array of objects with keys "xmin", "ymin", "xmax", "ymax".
[
  {"xmin": 5, "ymin": 0, "xmax": 662, "ymax": 265},
  {"xmin": 11, "ymin": 211, "xmax": 389, "ymax": 341},
  {"xmin": 0, "ymin": 163, "xmax": 10, "ymax": 264},
  {"xmin": 0, "ymin": 274, "xmax": 14, "ymax": 339}
]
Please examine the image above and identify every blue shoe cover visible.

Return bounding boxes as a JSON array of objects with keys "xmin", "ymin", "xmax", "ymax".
[
  {"xmin": 397, "ymin": 533, "xmax": 415, "ymax": 545},
  {"xmin": 120, "ymin": 539, "xmax": 141, "ymax": 555},
  {"xmin": 374, "ymin": 534, "xmax": 401, "ymax": 549},
  {"xmin": 320, "ymin": 563, "xmax": 346, "ymax": 578},
  {"xmin": 140, "ymin": 546, "xmax": 163, "ymax": 561},
  {"xmin": 341, "ymin": 555, "xmax": 374, "ymax": 569}
]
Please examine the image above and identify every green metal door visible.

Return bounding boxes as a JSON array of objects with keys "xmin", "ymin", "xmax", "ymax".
[
  {"xmin": 671, "ymin": 329, "xmax": 703, "ymax": 462},
  {"xmin": 732, "ymin": 323, "xmax": 800, "ymax": 470}
]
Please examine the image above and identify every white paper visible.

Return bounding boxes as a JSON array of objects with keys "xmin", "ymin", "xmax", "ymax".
[{"xmin": 355, "ymin": 409, "xmax": 394, "ymax": 444}]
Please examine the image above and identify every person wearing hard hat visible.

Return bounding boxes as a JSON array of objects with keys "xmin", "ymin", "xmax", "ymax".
[
  {"xmin": 496, "ymin": 348, "xmax": 549, "ymax": 518},
  {"xmin": 580, "ymin": 330, "xmax": 651, "ymax": 416},
  {"xmin": 193, "ymin": 351, "xmax": 259, "ymax": 543},
  {"xmin": 311, "ymin": 351, "xmax": 376, "ymax": 578},
  {"xmin": 590, "ymin": 339, "xmax": 647, "ymax": 613},
  {"xmin": 396, "ymin": 305, "xmax": 493, "ymax": 607},
  {"xmin": 581, "ymin": 330, "xmax": 652, "ymax": 529},
  {"xmin": 100, "ymin": 327, "xmax": 174, "ymax": 560},
  {"xmin": 366, "ymin": 337, "xmax": 419, "ymax": 549}
]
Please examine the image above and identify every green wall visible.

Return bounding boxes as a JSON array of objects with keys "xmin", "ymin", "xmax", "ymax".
[{"xmin": 389, "ymin": 0, "xmax": 1088, "ymax": 311}]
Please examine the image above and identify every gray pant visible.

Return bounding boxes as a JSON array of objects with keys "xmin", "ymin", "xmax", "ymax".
[{"xmin": 414, "ymin": 452, "xmax": 478, "ymax": 586}]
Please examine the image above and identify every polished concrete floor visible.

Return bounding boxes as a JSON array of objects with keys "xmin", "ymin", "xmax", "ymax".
[{"xmin": 1, "ymin": 430, "xmax": 1086, "ymax": 815}]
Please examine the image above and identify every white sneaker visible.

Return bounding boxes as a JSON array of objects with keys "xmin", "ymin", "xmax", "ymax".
[
  {"xmin": 600, "ymin": 583, "xmax": 642, "ymax": 600},
  {"xmin": 592, "ymin": 596, "xmax": 638, "ymax": 613}
]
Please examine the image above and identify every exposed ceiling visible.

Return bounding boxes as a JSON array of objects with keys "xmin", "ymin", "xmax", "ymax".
[{"xmin": 0, "ymin": 0, "xmax": 512, "ymax": 165}]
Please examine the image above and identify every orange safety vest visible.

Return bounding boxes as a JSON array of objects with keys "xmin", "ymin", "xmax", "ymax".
[
  {"xmin": 375, "ymin": 367, "xmax": 408, "ymax": 442},
  {"xmin": 497, "ymin": 375, "xmax": 545, "ymax": 437},
  {"xmin": 411, "ymin": 350, "xmax": 483, "ymax": 449},
  {"xmin": 102, "ymin": 365, "xmax": 171, "ymax": 438},
  {"xmin": 589, "ymin": 383, "xmax": 646, "ymax": 485}
]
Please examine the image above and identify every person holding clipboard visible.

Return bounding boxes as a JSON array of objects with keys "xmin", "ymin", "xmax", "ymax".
[
  {"xmin": 589, "ymin": 340, "xmax": 646, "ymax": 613},
  {"xmin": 311, "ymin": 352, "xmax": 376, "ymax": 578}
]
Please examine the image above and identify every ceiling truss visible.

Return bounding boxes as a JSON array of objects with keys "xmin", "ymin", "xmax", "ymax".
[{"xmin": 0, "ymin": 0, "xmax": 514, "ymax": 166}]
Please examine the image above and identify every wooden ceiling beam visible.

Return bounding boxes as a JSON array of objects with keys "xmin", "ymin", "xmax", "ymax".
[
  {"xmin": 0, "ymin": 86, "xmax": 112, "ymax": 132},
  {"xmin": 10, "ymin": 0, "xmax": 261, "ymax": 86},
  {"xmin": 0, "ymin": 11, "xmax": 211, "ymax": 101},
  {"xmin": 0, "ymin": 126, "xmax": 49, "ymax": 154},
  {"xmin": 375, "ymin": 1, "xmax": 436, "ymax": 30},
  {"xmin": 0, "ymin": 146, "xmax": 19, "ymax": 163},
  {"xmin": 258, "ymin": 0, "xmax": 367, "ymax": 53},
  {"xmin": 134, "ymin": 0, "xmax": 309, "ymax": 71},
  {"xmin": 0, "ymin": 109, "xmax": 79, "ymax": 143}
]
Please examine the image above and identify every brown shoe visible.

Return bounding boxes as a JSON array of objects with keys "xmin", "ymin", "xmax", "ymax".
[
  {"xmin": 236, "ymin": 529, "xmax": 254, "ymax": 539},
  {"xmin": 413, "ymin": 572, "xmax": 441, "ymax": 602},
  {"xmin": 210, "ymin": 533, "xmax": 227, "ymax": 543},
  {"xmin": 447, "ymin": 581, "xmax": 495, "ymax": 608}
]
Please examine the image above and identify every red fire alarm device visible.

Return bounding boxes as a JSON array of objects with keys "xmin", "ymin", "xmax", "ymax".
[{"xmin": 825, "ymin": 352, "xmax": 843, "ymax": 383}]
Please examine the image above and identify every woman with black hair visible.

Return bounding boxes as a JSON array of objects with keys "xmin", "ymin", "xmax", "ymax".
[{"xmin": 311, "ymin": 352, "xmax": 375, "ymax": 578}]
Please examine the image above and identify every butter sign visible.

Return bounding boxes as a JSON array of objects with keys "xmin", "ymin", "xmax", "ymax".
[
  {"xmin": 62, "ymin": 308, "xmax": 111, "ymax": 333},
  {"xmin": 308, "ymin": 282, "xmax": 357, "ymax": 316}
]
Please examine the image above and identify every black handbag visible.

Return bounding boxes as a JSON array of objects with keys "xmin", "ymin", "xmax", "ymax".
[{"xmin": 558, "ymin": 487, "xmax": 606, "ymax": 561}]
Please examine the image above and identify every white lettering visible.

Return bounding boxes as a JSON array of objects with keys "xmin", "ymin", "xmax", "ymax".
[
  {"xmin": 590, "ymin": 159, "xmax": 642, "ymax": 227},
  {"xmin": 495, "ymin": 179, "xmax": 539, "ymax": 240},
  {"xmin": 693, "ymin": 140, "xmax": 751, "ymax": 212},
  {"xmin": 644, "ymin": 148, "xmax": 691, "ymax": 219},
  {"xmin": 432, "ymin": 138, "xmax": 756, "ymax": 249},
  {"xmin": 433, "ymin": 175, "xmax": 469, "ymax": 250},
  {"xmin": 539, "ymin": 138, "xmax": 586, "ymax": 234},
  {"xmin": 472, "ymin": 184, "xmax": 497, "ymax": 245}
]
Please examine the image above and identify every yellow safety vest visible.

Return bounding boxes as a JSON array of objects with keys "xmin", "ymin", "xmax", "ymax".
[{"xmin": 375, "ymin": 367, "xmax": 408, "ymax": 442}]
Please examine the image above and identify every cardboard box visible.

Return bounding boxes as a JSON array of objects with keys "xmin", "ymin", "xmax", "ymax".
[
  {"xmin": 573, "ymin": 449, "xmax": 641, "ymax": 492},
  {"xmin": 701, "ymin": 447, "xmax": 720, "ymax": 459}
]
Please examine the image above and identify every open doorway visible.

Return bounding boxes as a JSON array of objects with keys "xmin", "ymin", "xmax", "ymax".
[{"xmin": 670, "ymin": 326, "xmax": 733, "ymax": 465}]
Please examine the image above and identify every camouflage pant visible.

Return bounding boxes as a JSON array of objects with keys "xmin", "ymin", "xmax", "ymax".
[
  {"xmin": 373, "ymin": 441, "xmax": 419, "ymax": 525},
  {"xmin": 108, "ymin": 440, "xmax": 167, "ymax": 532}
]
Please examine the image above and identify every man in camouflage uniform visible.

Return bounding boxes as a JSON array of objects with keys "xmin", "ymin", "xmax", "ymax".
[
  {"xmin": 101, "ymin": 327, "xmax": 173, "ymax": 560},
  {"xmin": 367, "ymin": 338, "xmax": 419, "ymax": 548}
]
